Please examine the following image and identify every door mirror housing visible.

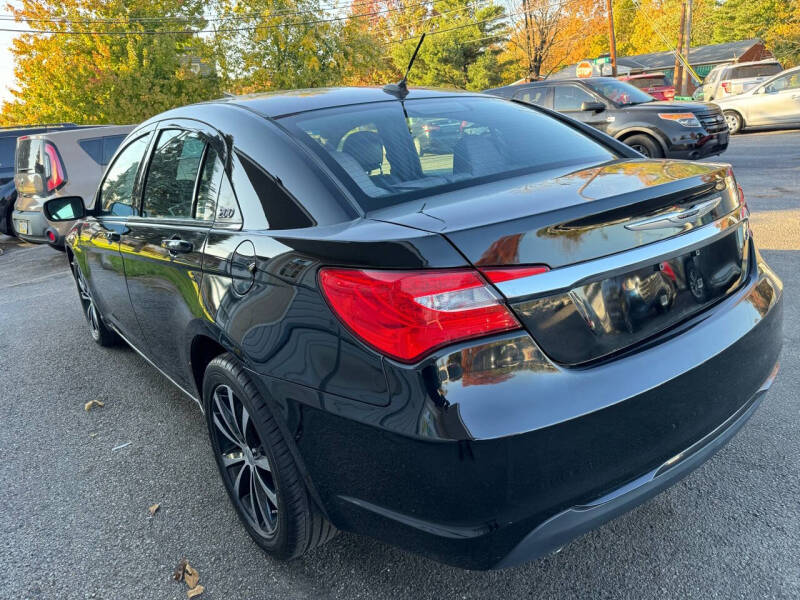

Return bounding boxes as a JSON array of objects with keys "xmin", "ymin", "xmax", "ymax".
[
  {"xmin": 43, "ymin": 196, "xmax": 86, "ymax": 222},
  {"xmin": 581, "ymin": 101, "xmax": 606, "ymax": 113}
]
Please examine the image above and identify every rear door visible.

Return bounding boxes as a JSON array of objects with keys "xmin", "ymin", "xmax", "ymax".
[
  {"xmin": 513, "ymin": 86, "xmax": 552, "ymax": 108},
  {"xmin": 552, "ymin": 84, "xmax": 610, "ymax": 132},
  {"xmin": 120, "ymin": 119, "xmax": 225, "ymax": 390},
  {"xmin": 80, "ymin": 130, "xmax": 155, "ymax": 349}
]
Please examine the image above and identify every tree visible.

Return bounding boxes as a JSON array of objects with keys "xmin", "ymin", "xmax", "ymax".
[
  {"xmin": 0, "ymin": 0, "xmax": 222, "ymax": 126},
  {"xmin": 386, "ymin": 0, "xmax": 509, "ymax": 90}
]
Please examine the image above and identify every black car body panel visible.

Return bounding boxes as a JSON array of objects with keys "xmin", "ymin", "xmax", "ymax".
[
  {"xmin": 485, "ymin": 78, "xmax": 729, "ymax": 159},
  {"xmin": 61, "ymin": 87, "xmax": 781, "ymax": 570}
]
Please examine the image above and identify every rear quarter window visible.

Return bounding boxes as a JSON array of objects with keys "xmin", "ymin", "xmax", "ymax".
[{"xmin": 731, "ymin": 64, "xmax": 782, "ymax": 79}]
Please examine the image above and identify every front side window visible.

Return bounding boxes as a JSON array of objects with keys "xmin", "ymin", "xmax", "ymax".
[
  {"xmin": 281, "ymin": 96, "xmax": 616, "ymax": 211},
  {"xmin": 142, "ymin": 129, "xmax": 206, "ymax": 219},
  {"xmin": 554, "ymin": 85, "xmax": 596, "ymax": 111},
  {"xmin": 100, "ymin": 134, "xmax": 150, "ymax": 216},
  {"xmin": 765, "ymin": 71, "xmax": 800, "ymax": 93}
]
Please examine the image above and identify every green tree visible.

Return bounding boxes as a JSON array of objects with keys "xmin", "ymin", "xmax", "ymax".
[
  {"xmin": 0, "ymin": 0, "xmax": 222, "ymax": 126},
  {"xmin": 387, "ymin": 0, "xmax": 508, "ymax": 90}
]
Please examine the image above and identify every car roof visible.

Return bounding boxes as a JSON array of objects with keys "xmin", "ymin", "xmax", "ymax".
[
  {"xmin": 219, "ymin": 87, "xmax": 482, "ymax": 119},
  {"xmin": 23, "ymin": 124, "xmax": 136, "ymax": 143}
]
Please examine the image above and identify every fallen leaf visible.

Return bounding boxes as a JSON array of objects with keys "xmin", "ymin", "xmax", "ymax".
[
  {"xmin": 187, "ymin": 584, "xmax": 204, "ymax": 598},
  {"xmin": 184, "ymin": 564, "xmax": 199, "ymax": 589},
  {"xmin": 173, "ymin": 558, "xmax": 188, "ymax": 581},
  {"xmin": 84, "ymin": 400, "xmax": 105, "ymax": 411},
  {"xmin": 148, "ymin": 503, "xmax": 160, "ymax": 516}
]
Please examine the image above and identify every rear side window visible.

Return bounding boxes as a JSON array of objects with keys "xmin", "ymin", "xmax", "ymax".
[
  {"xmin": 235, "ymin": 151, "xmax": 314, "ymax": 229},
  {"xmin": 1, "ymin": 137, "xmax": 18, "ymax": 169},
  {"xmin": 514, "ymin": 87, "xmax": 549, "ymax": 106},
  {"xmin": 195, "ymin": 147, "xmax": 222, "ymax": 221},
  {"xmin": 731, "ymin": 64, "xmax": 782, "ymax": 79},
  {"xmin": 100, "ymin": 135, "xmax": 150, "ymax": 216},
  {"xmin": 102, "ymin": 135, "xmax": 127, "ymax": 164},
  {"xmin": 142, "ymin": 129, "xmax": 205, "ymax": 219},
  {"xmin": 281, "ymin": 96, "xmax": 615, "ymax": 211},
  {"xmin": 79, "ymin": 138, "xmax": 103, "ymax": 165}
]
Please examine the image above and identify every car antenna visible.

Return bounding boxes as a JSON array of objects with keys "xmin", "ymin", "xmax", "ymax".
[{"xmin": 383, "ymin": 33, "xmax": 426, "ymax": 99}]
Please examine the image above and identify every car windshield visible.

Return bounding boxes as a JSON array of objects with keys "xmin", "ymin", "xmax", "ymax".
[
  {"xmin": 280, "ymin": 96, "xmax": 616, "ymax": 211},
  {"xmin": 584, "ymin": 79, "xmax": 655, "ymax": 105}
]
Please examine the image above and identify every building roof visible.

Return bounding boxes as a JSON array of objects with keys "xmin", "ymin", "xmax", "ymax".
[{"xmin": 551, "ymin": 39, "xmax": 767, "ymax": 79}]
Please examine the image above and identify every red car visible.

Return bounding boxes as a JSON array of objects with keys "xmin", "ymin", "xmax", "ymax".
[{"xmin": 619, "ymin": 72, "xmax": 676, "ymax": 101}]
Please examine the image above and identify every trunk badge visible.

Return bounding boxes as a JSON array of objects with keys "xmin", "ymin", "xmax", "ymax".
[{"xmin": 624, "ymin": 196, "xmax": 721, "ymax": 231}]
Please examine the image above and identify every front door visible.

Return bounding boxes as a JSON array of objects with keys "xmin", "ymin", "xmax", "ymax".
[
  {"xmin": 553, "ymin": 84, "xmax": 610, "ymax": 132},
  {"xmin": 749, "ymin": 72, "xmax": 800, "ymax": 126},
  {"xmin": 80, "ymin": 131, "xmax": 154, "ymax": 349},
  {"xmin": 120, "ymin": 122, "xmax": 225, "ymax": 390}
]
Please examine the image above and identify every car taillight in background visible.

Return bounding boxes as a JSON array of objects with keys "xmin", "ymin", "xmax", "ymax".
[
  {"xmin": 43, "ymin": 142, "xmax": 65, "ymax": 191},
  {"xmin": 319, "ymin": 266, "xmax": 547, "ymax": 363}
]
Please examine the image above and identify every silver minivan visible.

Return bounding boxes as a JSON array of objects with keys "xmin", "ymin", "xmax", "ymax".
[{"xmin": 13, "ymin": 125, "xmax": 135, "ymax": 246}]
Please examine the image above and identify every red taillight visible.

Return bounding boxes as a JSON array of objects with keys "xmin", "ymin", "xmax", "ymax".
[
  {"xmin": 738, "ymin": 184, "xmax": 748, "ymax": 219},
  {"xmin": 721, "ymin": 81, "xmax": 731, "ymax": 93},
  {"xmin": 480, "ymin": 265, "xmax": 549, "ymax": 284},
  {"xmin": 46, "ymin": 230, "xmax": 56, "ymax": 243},
  {"xmin": 319, "ymin": 268, "xmax": 523, "ymax": 363},
  {"xmin": 421, "ymin": 123, "xmax": 440, "ymax": 133},
  {"xmin": 43, "ymin": 142, "xmax": 65, "ymax": 191}
]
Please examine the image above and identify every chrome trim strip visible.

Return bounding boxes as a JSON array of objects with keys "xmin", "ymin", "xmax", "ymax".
[
  {"xmin": 109, "ymin": 324, "xmax": 204, "ymax": 412},
  {"xmin": 624, "ymin": 196, "xmax": 721, "ymax": 231},
  {"xmin": 496, "ymin": 214, "xmax": 743, "ymax": 301}
]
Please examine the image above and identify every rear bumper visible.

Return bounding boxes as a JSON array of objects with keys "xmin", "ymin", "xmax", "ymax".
[
  {"xmin": 665, "ymin": 129, "xmax": 729, "ymax": 159},
  {"xmin": 12, "ymin": 208, "xmax": 49, "ymax": 243},
  {"xmin": 270, "ymin": 249, "xmax": 782, "ymax": 570},
  {"xmin": 496, "ymin": 361, "xmax": 778, "ymax": 568}
]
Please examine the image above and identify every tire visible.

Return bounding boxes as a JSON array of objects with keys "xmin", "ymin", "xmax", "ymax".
[
  {"xmin": 70, "ymin": 256, "xmax": 120, "ymax": 346},
  {"xmin": 625, "ymin": 134, "xmax": 664, "ymax": 158},
  {"xmin": 724, "ymin": 110, "xmax": 743, "ymax": 135},
  {"xmin": 203, "ymin": 353, "xmax": 337, "ymax": 561}
]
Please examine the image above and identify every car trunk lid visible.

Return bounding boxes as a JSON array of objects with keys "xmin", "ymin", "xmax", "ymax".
[{"xmin": 372, "ymin": 159, "xmax": 748, "ymax": 365}]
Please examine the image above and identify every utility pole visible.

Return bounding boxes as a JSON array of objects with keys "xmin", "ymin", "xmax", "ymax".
[
  {"xmin": 681, "ymin": 0, "xmax": 693, "ymax": 94},
  {"xmin": 674, "ymin": 2, "xmax": 685, "ymax": 96},
  {"xmin": 606, "ymin": 0, "xmax": 618, "ymax": 76}
]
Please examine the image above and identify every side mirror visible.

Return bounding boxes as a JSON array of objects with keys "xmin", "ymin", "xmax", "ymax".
[
  {"xmin": 581, "ymin": 101, "xmax": 606, "ymax": 113},
  {"xmin": 43, "ymin": 196, "xmax": 86, "ymax": 222}
]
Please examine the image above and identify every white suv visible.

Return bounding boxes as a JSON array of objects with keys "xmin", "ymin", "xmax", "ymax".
[{"xmin": 704, "ymin": 59, "xmax": 783, "ymax": 101}]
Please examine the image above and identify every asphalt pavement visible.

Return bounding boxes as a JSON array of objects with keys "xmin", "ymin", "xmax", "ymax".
[{"xmin": 1, "ymin": 130, "xmax": 799, "ymax": 599}]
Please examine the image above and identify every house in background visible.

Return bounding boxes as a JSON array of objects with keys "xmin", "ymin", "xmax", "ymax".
[{"xmin": 550, "ymin": 39, "xmax": 775, "ymax": 83}]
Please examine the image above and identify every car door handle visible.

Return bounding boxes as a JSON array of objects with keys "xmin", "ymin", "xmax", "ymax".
[
  {"xmin": 161, "ymin": 238, "xmax": 193, "ymax": 254},
  {"xmin": 106, "ymin": 231, "xmax": 121, "ymax": 242}
]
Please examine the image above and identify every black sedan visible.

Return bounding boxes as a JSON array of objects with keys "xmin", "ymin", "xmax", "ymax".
[
  {"xmin": 45, "ymin": 87, "xmax": 782, "ymax": 570},
  {"xmin": 485, "ymin": 78, "xmax": 729, "ymax": 159}
]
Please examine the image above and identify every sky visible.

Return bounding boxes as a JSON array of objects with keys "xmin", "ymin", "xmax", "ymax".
[{"xmin": 0, "ymin": 2, "xmax": 27, "ymax": 106}]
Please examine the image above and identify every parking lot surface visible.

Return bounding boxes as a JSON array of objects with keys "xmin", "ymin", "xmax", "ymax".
[{"xmin": 1, "ymin": 130, "xmax": 798, "ymax": 599}]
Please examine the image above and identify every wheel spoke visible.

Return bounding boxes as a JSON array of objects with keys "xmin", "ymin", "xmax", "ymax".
[
  {"xmin": 240, "ymin": 405, "xmax": 251, "ymax": 447},
  {"xmin": 221, "ymin": 451, "xmax": 245, "ymax": 468},
  {"xmin": 252, "ymin": 455, "xmax": 272, "ymax": 473},
  {"xmin": 248, "ymin": 471, "xmax": 259, "ymax": 524},
  {"xmin": 213, "ymin": 412, "xmax": 243, "ymax": 450},
  {"xmin": 214, "ymin": 388, "xmax": 244, "ymax": 447},
  {"xmin": 232, "ymin": 462, "xmax": 248, "ymax": 501},
  {"xmin": 252, "ymin": 474, "xmax": 275, "ymax": 527},
  {"xmin": 254, "ymin": 468, "xmax": 278, "ymax": 509}
]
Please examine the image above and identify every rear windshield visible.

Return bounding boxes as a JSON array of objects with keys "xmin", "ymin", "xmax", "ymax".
[
  {"xmin": 0, "ymin": 137, "xmax": 16, "ymax": 170},
  {"xmin": 729, "ymin": 63, "xmax": 782, "ymax": 79},
  {"xmin": 15, "ymin": 138, "xmax": 42, "ymax": 174},
  {"xmin": 628, "ymin": 76, "xmax": 667, "ymax": 89},
  {"xmin": 280, "ymin": 97, "xmax": 615, "ymax": 210}
]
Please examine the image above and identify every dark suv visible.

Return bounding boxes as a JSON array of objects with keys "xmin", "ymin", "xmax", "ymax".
[{"xmin": 485, "ymin": 78, "xmax": 728, "ymax": 159}]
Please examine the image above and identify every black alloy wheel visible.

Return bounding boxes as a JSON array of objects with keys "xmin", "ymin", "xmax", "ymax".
[
  {"xmin": 203, "ymin": 354, "xmax": 337, "ymax": 560},
  {"xmin": 71, "ymin": 257, "xmax": 119, "ymax": 346},
  {"xmin": 210, "ymin": 383, "xmax": 279, "ymax": 538}
]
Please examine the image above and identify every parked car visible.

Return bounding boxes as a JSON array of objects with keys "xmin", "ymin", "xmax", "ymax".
[
  {"xmin": 713, "ymin": 66, "xmax": 800, "ymax": 134},
  {"xmin": 485, "ymin": 77, "xmax": 729, "ymax": 159},
  {"xmin": 409, "ymin": 117, "xmax": 465, "ymax": 155},
  {"xmin": 46, "ymin": 88, "xmax": 781, "ymax": 570},
  {"xmin": 0, "ymin": 124, "xmax": 81, "ymax": 185},
  {"xmin": 12, "ymin": 125, "xmax": 134, "ymax": 246},
  {"xmin": 0, "ymin": 179, "xmax": 16, "ymax": 236},
  {"xmin": 703, "ymin": 59, "xmax": 783, "ymax": 101},
  {"xmin": 618, "ymin": 72, "xmax": 675, "ymax": 101}
]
